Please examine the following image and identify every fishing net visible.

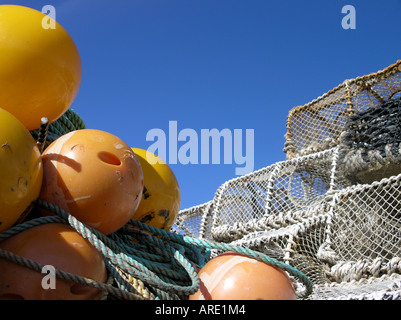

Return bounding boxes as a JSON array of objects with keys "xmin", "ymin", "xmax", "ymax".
[
  {"xmin": 176, "ymin": 60, "xmax": 401, "ymax": 300},
  {"xmin": 340, "ymin": 97, "xmax": 401, "ymax": 184}
]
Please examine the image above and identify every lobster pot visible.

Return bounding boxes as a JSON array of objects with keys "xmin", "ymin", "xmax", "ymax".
[
  {"xmin": 339, "ymin": 97, "xmax": 401, "ymax": 184},
  {"xmin": 176, "ymin": 165, "xmax": 401, "ymax": 299},
  {"xmin": 177, "ymin": 148, "xmax": 352, "ymax": 264},
  {"xmin": 173, "ymin": 201, "xmax": 213, "ymax": 240},
  {"xmin": 323, "ymin": 174, "xmax": 401, "ymax": 274},
  {"xmin": 210, "ymin": 147, "xmax": 348, "ymax": 244},
  {"xmin": 306, "ymin": 273, "xmax": 401, "ymax": 300},
  {"xmin": 303, "ymin": 173, "xmax": 401, "ymax": 299},
  {"xmin": 284, "ymin": 60, "xmax": 401, "ymax": 159},
  {"xmin": 174, "ymin": 60, "xmax": 401, "ymax": 299}
]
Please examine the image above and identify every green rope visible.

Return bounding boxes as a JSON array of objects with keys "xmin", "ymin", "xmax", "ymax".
[
  {"xmin": 0, "ymin": 200, "xmax": 313, "ymax": 299},
  {"xmin": 127, "ymin": 218, "xmax": 314, "ymax": 298},
  {"xmin": 36, "ymin": 200, "xmax": 203, "ymax": 299},
  {"xmin": 0, "ymin": 215, "xmax": 145, "ymax": 300}
]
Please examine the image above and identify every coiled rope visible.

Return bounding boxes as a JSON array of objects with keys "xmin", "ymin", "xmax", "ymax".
[{"xmin": 0, "ymin": 200, "xmax": 313, "ymax": 299}]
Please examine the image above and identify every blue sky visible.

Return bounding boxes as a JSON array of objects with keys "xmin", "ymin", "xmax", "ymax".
[{"xmin": 6, "ymin": 0, "xmax": 401, "ymax": 210}]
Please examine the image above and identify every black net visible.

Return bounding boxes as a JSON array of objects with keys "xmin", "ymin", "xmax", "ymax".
[{"xmin": 342, "ymin": 97, "xmax": 401, "ymax": 160}]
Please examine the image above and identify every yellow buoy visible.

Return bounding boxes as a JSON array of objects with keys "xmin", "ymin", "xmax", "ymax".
[
  {"xmin": 0, "ymin": 5, "xmax": 82, "ymax": 130},
  {"xmin": 131, "ymin": 148, "xmax": 181, "ymax": 230},
  {"xmin": 0, "ymin": 108, "xmax": 43, "ymax": 232}
]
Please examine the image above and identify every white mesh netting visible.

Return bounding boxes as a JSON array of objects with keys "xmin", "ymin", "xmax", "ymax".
[{"xmin": 175, "ymin": 60, "xmax": 401, "ymax": 300}]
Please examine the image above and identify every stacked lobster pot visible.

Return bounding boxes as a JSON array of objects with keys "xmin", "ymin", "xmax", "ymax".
[{"xmin": 176, "ymin": 60, "xmax": 401, "ymax": 299}]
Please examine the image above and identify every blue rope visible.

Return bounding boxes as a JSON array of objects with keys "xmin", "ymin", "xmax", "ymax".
[
  {"xmin": 31, "ymin": 200, "xmax": 312, "ymax": 298},
  {"xmin": 127, "ymin": 218, "xmax": 314, "ymax": 298},
  {"xmin": 35, "ymin": 200, "xmax": 203, "ymax": 299},
  {"xmin": 0, "ymin": 200, "xmax": 313, "ymax": 299}
]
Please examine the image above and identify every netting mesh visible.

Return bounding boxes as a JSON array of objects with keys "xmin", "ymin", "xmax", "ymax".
[
  {"xmin": 176, "ymin": 149, "xmax": 401, "ymax": 299},
  {"xmin": 340, "ymin": 97, "xmax": 401, "ymax": 184},
  {"xmin": 329, "ymin": 178, "xmax": 401, "ymax": 264},
  {"xmin": 210, "ymin": 148, "xmax": 346, "ymax": 244},
  {"xmin": 175, "ymin": 60, "xmax": 401, "ymax": 300},
  {"xmin": 284, "ymin": 60, "xmax": 401, "ymax": 159}
]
